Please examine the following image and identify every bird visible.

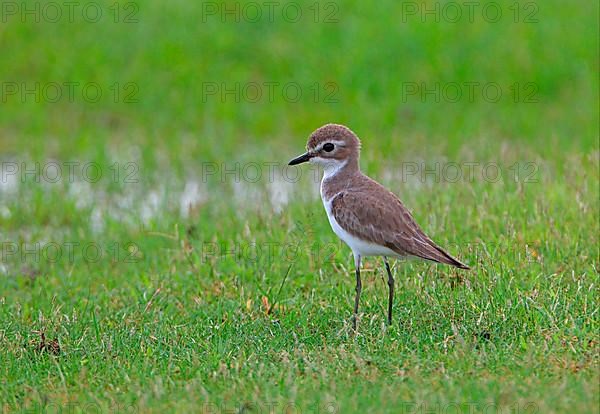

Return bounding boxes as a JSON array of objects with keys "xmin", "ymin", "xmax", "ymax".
[{"xmin": 288, "ymin": 124, "xmax": 470, "ymax": 330}]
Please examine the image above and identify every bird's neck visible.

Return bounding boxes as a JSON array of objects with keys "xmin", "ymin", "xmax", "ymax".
[
  {"xmin": 320, "ymin": 157, "xmax": 361, "ymax": 199},
  {"xmin": 322, "ymin": 157, "xmax": 359, "ymax": 180}
]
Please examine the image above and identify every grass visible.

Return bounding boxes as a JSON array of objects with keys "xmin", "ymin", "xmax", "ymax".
[{"xmin": 0, "ymin": 0, "xmax": 598, "ymax": 412}]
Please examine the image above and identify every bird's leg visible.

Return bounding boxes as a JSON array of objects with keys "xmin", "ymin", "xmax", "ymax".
[
  {"xmin": 353, "ymin": 255, "xmax": 362, "ymax": 331},
  {"xmin": 383, "ymin": 256, "xmax": 394, "ymax": 325}
]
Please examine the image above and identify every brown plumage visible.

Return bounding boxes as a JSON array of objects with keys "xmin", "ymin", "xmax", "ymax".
[
  {"xmin": 288, "ymin": 123, "xmax": 470, "ymax": 329},
  {"xmin": 328, "ymin": 176, "xmax": 470, "ymax": 269}
]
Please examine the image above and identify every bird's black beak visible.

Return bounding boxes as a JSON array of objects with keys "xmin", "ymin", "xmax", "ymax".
[{"xmin": 288, "ymin": 152, "xmax": 312, "ymax": 165}]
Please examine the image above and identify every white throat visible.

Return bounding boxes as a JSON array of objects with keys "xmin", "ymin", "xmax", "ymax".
[
  {"xmin": 313, "ymin": 158, "xmax": 348, "ymax": 202},
  {"xmin": 314, "ymin": 158, "xmax": 348, "ymax": 181}
]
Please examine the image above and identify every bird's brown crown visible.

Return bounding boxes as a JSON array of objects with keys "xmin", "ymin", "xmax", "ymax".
[
  {"xmin": 307, "ymin": 124, "xmax": 361, "ymax": 151},
  {"xmin": 305, "ymin": 124, "xmax": 362, "ymax": 164}
]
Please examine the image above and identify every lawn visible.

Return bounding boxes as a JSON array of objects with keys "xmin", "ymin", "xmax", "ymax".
[{"xmin": 0, "ymin": 0, "xmax": 598, "ymax": 413}]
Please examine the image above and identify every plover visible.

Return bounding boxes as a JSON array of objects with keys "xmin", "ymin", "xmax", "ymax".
[{"xmin": 288, "ymin": 124, "xmax": 469, "ymax": 330}]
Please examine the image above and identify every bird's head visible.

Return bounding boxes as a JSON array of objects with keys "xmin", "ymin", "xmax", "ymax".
[{"xmin": 288, "ymin": 124, "xmax": 361, "ymax": 172}]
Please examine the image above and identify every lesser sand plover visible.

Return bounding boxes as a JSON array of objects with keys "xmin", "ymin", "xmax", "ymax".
[{"xmin": 289, "ymin": 124, "xmax": 470, "ymax": 330}]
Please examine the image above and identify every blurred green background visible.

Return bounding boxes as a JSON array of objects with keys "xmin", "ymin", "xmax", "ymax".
[
  {"xmin": 0, "ymin": 0, "xmax": 598, "ymax": 413},
  {"xmin": 1, "ymin": 0, "xmax": 597, "ymax": 158}
]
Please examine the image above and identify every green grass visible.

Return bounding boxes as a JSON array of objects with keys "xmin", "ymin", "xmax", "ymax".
[{"xmin": 0, "ymin": 0, "xmax": 598, "ymax": 412}]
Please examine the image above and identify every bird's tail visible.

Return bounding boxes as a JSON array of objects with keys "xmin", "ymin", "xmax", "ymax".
[
  {"xmin": 387, "ymin": 238, "xmax": 471, "ymax": 270},
  {"xmin": 430, "ymin": 244, "xmax": 470, "ymax": 270}
]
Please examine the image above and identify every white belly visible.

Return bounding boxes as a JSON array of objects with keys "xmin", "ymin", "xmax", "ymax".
[
  {"xmin": 317, "ymin": 162, "xmax": 399, "ymax": 259},
  {"xmin": 322, "ymin": 196, "xmax": 399, "ymax": 258}
]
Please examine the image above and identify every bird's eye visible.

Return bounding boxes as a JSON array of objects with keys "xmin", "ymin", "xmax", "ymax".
[{"xmin": 323, "ymin": 143, "xmax": 335, "ymax": 152}]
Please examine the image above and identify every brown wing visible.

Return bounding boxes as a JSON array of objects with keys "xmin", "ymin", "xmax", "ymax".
[{"xmin": 330, "ymin": 187, "xmax": 469, "ymax": 269}]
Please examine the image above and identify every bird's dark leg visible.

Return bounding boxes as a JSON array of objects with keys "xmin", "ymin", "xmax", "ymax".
[
  {"xmin": 353, "ymin": 255, "xmax": 362, "ymax": 331},
  {"xmin": 383, "ymin": 256, "xmax": 394, "ymax": 325}
]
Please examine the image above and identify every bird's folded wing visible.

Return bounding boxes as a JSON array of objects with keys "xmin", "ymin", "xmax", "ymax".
[{"xmin": 330, "ymin": 191, "xmax": 455, "ymax": 263}]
